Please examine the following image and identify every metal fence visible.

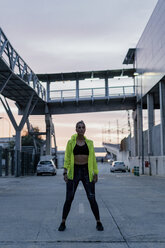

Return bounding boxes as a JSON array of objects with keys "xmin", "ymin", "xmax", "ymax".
[
  {"xmin": 49, "ymin": 85, "xmax": 135, "ymax": 102},
  {"xmin": 0, "ymin": 146, "xmax": 40, "ymax": 177}
]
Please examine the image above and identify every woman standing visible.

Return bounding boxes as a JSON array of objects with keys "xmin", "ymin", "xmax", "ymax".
[{"xmin": 58, "ymin": 120, "xmax": 103, "ymax": 231}]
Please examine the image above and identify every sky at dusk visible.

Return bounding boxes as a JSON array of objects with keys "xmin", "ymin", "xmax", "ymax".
[{"xmin": 0, "ymin": 0, "xmax": 158, "ymax": 149}]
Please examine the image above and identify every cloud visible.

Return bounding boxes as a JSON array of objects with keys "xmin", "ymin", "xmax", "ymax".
[
  {"xmin": 54, "ymin": 121, "xmax": 103, "ymax": 130},
  {"xmin": 0, "ymin": 106, "xmax": 7, "ymax": 114},
  {"xmin": 0, "ymin": 103, "xmax": 18, "ymax": 114},
  {"xmin": 0, "ymin": 0, "xmax": 157, "ymax": 73}
]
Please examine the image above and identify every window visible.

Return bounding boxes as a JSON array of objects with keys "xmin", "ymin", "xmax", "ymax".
[{"xmin": 40, "ymin": 161, "xmax": 52, "ymax": 165}]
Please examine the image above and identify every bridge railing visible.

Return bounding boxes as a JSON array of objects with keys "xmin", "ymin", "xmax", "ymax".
[
  {"xmin": 0, "ymin": 28, "xmax": 46, "ymax": 101},
  {"xmin": 49, "ymin": 85, "xmax": 135, "ymax": 102}
]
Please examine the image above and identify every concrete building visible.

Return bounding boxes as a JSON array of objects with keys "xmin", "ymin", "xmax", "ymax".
[{"xmin": 123, "ymin": 0, "xmax": 165, "ymax": 176}]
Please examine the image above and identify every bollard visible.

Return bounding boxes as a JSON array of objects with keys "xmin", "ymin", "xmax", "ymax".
[
  {"xmin": 134, "ymin": 166, "xmax": 139, "ymax": 176},
  {"xmin": 134, "ymin": 166, "xmax": 136, "ymax": 176}
]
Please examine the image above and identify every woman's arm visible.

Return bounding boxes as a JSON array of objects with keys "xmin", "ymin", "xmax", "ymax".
[
  {"xmin": 92, "ymin": 142, "xmax": 99, "ymax": 175},
  {"xmin": 93, "ymin": 174, "xmax": 98, "ymax": 183},
  {"xmin": 63, "ymin": 169, "xmax": 68, "ymax": 183},
  {"xmin": 63, "ymin": 140, "xmax": 71, "ymax": 182},
  {"xmin": 64, "ymin": 140, "xmax": 71, "ymax": 170},
  {"xmin": 91, "ymin": 141, "xmax": 99, "ymax": 183}
]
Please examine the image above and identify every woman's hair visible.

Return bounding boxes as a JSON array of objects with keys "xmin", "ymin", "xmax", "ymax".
[{"xmin": 76, "ymin": 120, "xmax": 86, "ymax": 129}]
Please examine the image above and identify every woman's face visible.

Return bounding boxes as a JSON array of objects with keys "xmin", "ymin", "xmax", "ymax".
[{"xmin": 76, "ymin": 123, "xmax": 86, "ymax": 136}]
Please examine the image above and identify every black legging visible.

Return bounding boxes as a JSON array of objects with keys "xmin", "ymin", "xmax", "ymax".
[{"xmin": 62, "ymin": 164, "xmax": 100, "ymax": 221}]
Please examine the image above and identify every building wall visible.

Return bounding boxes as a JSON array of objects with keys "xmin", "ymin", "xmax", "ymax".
[
  {"xmin": 152, "ymin": 124, "xmax": 161, "ymax": 155},
  {"xmin": 121, "ymin": 124, "xmax": 165, "ymax": 175},
  {"xmin": 136, "ymin": 0, "xmax": 165, "ymax": 99},
  {"xmin": 129, "ymin": 156, "xmax": 165, "ymax": 176},
  {"xmin": 124, "ymin": 124, "xmax": 161, "ymax": 156}
]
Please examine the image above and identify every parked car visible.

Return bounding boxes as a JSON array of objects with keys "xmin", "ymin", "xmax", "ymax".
[
  {"xmin": 108, "ymin": 158, "xmax": 114, "ymax": 165},
  {"xmin": 110, "ymin": 161, "xmax": 127, "ymax": 173},
  {"xmin": 104, "ymin": 154, "xmax": 113, "ymax": 164},
  {"xmin": 36, "ymin": 160, "xmax": 57, "ymax": 176}
]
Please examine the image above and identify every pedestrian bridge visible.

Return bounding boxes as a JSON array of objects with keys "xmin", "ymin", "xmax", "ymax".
[
  {"xmin": 33, "ymin": 84, "xmax": 136, "ymax": 115},
  {"xmin": 36, "ymin": 69, "xmax": 136, "ymax": 115},
  {"xmin": 0, "ymin": 28, "xmax": 46, "ymax": 111},
  {"xmin": 0, "ymin": 27, "xmax": 136, "ymax": 115},
  {"xmin": 104, "ymin": 143, "xmax": 120, "ymax": 158}
]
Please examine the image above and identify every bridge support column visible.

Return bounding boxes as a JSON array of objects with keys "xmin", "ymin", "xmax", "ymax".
[
  {"xmin": 45, "ymin": 113, "xmax": 52, "ymax": 155},
  {"xmin": 15, "ymin": 130, "xmax": 21, "ymax": 176},
  {"xmin": 147, "ymin": 93, "xmax": 154, "ymax": 176},
  {"xmin": 0, "ymin": 94, "xmax": 37, "ymax": 176},
  {"xmin": 47, "ymin": 81, "xmax": 50, "ymax": 101},
  {"xmin": 137, "ymin": 103, "xmax": 142, "ymax": 156},
  {"xmin": 76, "ymin": 79, "xmax": 79, "ymax": 101},
  {"xmin": 105, "ymin": 77, "xmax": 109, "ymax": 97},
  {"xmin": 147, "ymin": 93, "xmax": 154, "ymax": 155},
  {"xmin": 159, "ymin": 81, "xmax": 165, "ymax": 155},
  {"xmin": 132, "ymin": 110, "xmax": 138, "ymax": 156},
  {"xmin": 137, "ymin": 102, "xmax": 144, "ymax": 174}
]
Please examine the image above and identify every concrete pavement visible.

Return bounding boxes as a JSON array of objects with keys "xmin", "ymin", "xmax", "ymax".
[{"xmin": 0, "ymin": 163, "xmax": 165, "ymax": 248}]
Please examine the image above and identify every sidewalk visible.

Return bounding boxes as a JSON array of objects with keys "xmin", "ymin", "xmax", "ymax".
[{"xmin": 0, "ymin": 163, "xmax": 165, "ymax": 247}]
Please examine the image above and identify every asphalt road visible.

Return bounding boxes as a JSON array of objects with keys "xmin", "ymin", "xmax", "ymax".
[{"xmin": 0, "ymin": 162, "xmax": 165, "ymax": 248}]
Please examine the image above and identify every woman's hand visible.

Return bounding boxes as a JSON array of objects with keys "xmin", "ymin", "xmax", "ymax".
[
  {"xmin": 63, "ymin": 173, "xmax": 68, "ymax": 183},
  {"xmin": 93, "ymin": 174, "xmax": 98, "ymax": 183}
]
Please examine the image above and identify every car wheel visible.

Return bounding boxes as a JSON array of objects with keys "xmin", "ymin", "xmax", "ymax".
[{"xmin": 37, "ymin": 173, "xmax": 40, "ymax": 176}]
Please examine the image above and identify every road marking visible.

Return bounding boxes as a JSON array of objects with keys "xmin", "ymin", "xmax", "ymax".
[{"xmin": 79, "ymin": 203, "xmax": 84, "ymax": 214}]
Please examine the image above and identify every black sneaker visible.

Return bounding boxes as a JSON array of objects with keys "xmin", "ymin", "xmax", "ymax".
[
  {"xmin": 96, "ymin": 222, "xmax": 104, "ymax": 231},
  {"xmin": 58, "ymin": 222, "xmax": 66, "ymax": 231}
]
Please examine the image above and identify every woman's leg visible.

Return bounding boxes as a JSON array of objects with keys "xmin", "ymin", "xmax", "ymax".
[
  {"xmin": 82, "ymin": 172, "xmax": 104, "ymax": 230},
  {"xmin": 82, "ymin": 173, "xmax": 100, "ymax": 221},
  {"xmin": 62, "ymin": 179, "xmax": 79, "ymax": 221},
  {"xmin": 58, "ymin": 178, "xmax": 79, "ymax": 231}
]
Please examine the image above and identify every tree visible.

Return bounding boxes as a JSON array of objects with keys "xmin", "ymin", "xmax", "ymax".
[{"xmin": 22, "ymin": 127, "xmax": 43, "ymax": 146}]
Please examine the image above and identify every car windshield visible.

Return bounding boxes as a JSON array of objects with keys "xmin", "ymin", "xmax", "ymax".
[
  {"xmin": 114, "ymin": 162, "xmax": 124, "ymax": 165},
  {"xmin": 39, "ymin": 161, "xmax": 52, "ymax": 165}
]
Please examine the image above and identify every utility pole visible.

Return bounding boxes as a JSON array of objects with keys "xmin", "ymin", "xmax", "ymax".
[{"xmin": 108, "ymin": 121, "xmax": 111, "ymax": 143}]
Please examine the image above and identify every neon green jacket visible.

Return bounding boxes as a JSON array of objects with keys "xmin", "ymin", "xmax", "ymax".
[{"xmin": 64, "ymin": 134, "xmax": 98, "ymax": 182}]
